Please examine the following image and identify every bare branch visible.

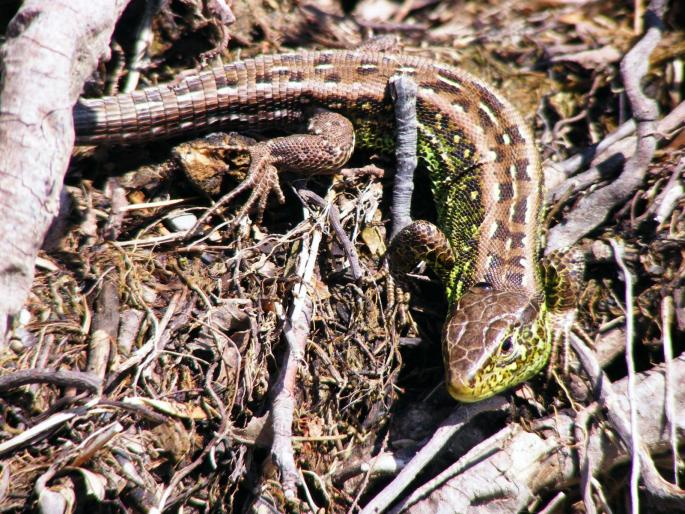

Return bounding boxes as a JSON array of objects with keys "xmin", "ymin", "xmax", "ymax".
[
  {"xmin": 545, "ymin": 0, "xmax": 667, "ymax": 253},
  {"xmin": 0, "ymin": 0, "xmax": 130, "ymax": 344}
]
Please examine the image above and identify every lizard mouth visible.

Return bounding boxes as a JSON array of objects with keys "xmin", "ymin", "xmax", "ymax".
[{"xmin": 446, "ymin": 378, "xmax": 492, "ymax": 403}]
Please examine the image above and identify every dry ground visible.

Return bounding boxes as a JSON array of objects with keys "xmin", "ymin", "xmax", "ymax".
[{"xmin": 1, "ymin": 0, "xmax": 684, "ymax": 512}]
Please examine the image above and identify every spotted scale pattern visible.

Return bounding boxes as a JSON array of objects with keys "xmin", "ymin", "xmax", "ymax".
[{"xmin": 75, "ymin": 50, "xmax": 552, "ymax": 401}]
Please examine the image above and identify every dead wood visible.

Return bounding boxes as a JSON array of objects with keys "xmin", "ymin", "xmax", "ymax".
[
  {"xmin": 545, "ymin": 0, "xmax": 667, "ymax": 253},
  {"xmin": 0, "ymin": 369, "xmax": 101, "ymax": 393},
  {"xmin": 0, "ymin": 0, "xmax": 130, "ymax": 344},
  {"xmin": 396, "ymin": 353, "xmax": 685, "ymax": 513}
]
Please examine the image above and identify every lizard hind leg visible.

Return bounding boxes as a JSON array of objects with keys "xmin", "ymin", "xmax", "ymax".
[
  {"xmin": 189, "ymin": 110, "xmax": 356, "ymax": 232},
  {"xmin": 187, "ymin": 139, "xmax": 286, "ymax": 232},
  {"xmin": 241, "ymin": 109, "xmax": 355, "ymax": 223}
]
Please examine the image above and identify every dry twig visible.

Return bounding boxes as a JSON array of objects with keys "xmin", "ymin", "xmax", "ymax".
[
  {"xmin": 270, "ymin": 192, "xmax": 328, "ymax": 502},
  {"xmin": 361, "ymin": 396, "xmax": 509, "ymax": 514},
  {"xmin": 546, "ymin": 0, "xmax": 668, "ymax": 253}
]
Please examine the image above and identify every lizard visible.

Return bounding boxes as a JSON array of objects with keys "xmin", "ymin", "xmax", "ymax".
[{"xmin": 74, "ymin": 48, "xmax": 574, "ymax": 402}]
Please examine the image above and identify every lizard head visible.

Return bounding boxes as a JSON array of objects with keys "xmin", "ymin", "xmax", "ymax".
[{"xmin": 442, "ymin": 283, "xmax": 550, "ymax": 402}]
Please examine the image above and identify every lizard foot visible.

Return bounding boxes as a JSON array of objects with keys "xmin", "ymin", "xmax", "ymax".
[
  {"xmin": 184, "ymin": 110, "xmax": 354, "ymax": 237},
  {"xmin": 231, "ymin": 144, "xmax": 286, "ymax": 225},
  {"xmin": 179, "ymin": 135, "xmax": 286, "ymax": 238}
]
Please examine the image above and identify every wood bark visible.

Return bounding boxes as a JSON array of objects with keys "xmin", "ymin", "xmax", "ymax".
[
  {"xmin": 398, "ymin": 354, "xmax": 685, "ymax": 513},
  {"xmin": 0, "ymin": 0, "xmax": 130, "ymax": 343}
]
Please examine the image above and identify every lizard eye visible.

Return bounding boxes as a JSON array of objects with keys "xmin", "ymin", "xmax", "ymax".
[
  {"xmin": 500, "ymin": 337, "xmax": 514, "ymax": 355},
  {"xmin": 473, "ymin": 281, "xmax": 493, "ymax": 291},
  {"xmin": 498, "ymin": 336, "xmax": 520, "ymax": 364}
]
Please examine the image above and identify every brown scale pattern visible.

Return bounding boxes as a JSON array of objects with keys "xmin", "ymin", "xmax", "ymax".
[{"xmin": 74, "ymin": 50, "xmax": 556, "ymax": 402}]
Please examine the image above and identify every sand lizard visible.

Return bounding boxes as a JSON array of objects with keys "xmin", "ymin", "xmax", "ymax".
[{"xmin": 74, "ymin": 49, "xmax": 571, "ymax": 402}]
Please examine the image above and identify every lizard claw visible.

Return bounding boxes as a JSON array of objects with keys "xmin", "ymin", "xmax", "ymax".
[
  {"xmin": 184, "ymin": 140, "xmax": 285, "ymax": 238},
  {"xmin": 233, "ymin": 160, "xmax": 285, "ymax": 225}
]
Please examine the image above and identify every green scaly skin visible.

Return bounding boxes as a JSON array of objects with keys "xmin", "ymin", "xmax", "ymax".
[
  {"xmin": 354, "ymin": 115, "xmax": 486, "ymax": 302},
  {"xmin": 74, "ymin": 49, "xmax": 572, "ymax": 401},
  {"xmin": 357, "ymin": 112, "xmax": 556, "ymax": 402}
]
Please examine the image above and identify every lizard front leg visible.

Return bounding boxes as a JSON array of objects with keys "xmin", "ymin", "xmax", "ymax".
[
  {"xmin": 388, "ymin": 220, "xmax": 456, "ymax": 287},
  {"xmin": 543, "ymin": 248, "xmax": 585, "ymax": 378}
]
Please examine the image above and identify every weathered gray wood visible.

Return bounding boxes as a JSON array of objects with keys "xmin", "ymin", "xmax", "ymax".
[
  {"xmin": 0, "ymin": 0, "xmax": 130, "ymax": 344},
  {"xmin": 398, "ymin": 353, "xmax": 685, "ymax": 513}
]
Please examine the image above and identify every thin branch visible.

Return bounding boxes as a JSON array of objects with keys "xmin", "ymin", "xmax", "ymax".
[
  {"xmin": 360, "ymin": 396, "xmax": 509, "ymax": 514},
  {"xmin": 548, "ymin": 119, "xmax": 636, "ymax": 179},
  {"xmin": 545, "ymin": 100, "xmax": 685, "ymax": 206},
  {"xmin": 662, "ymin": 295, "xmax": 682, "ymax": 487},
  {"xmin": 270, "ymin": 196, "xmax": 327, "ymax": 501},
  {"xmin": 0, "ymin": 399, "xmax": 99, "ymax": 458},
  {"xmin": 0, "ymin": 369, "xmax": 101, "ymax": 394},
  {"xmin": 545, "ymin": 0, "xmax": 667, "ymax": 253},
  {"xmin": 389, "ymin": 75, "xmax": 418, "ymax": 238},
  {"xmin": 297, "ymin": 189, "xmax": 363, "ymax": 280},
  {"xmin": 571, "ymin": 334, "xmax": 685, "ymax": 507},
  {"xmin": 609, "ymin": 239, "xmax": 640, "ymax": 513},
  {"xmin": 122, "ymin": 0, "xmax": 164, "ymax": 93}
]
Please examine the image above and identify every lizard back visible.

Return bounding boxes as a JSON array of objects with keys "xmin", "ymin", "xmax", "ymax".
[{"xmin": 75, "ymin": 49, "xmax": 543, "ymax": 305}]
